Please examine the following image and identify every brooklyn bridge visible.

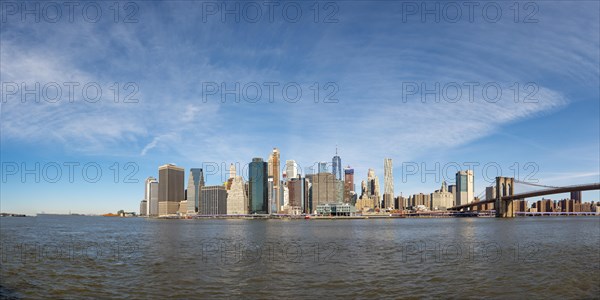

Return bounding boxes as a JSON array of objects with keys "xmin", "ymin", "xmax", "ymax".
[{"xmin": 447, "ymin": 177, "xmax": 600, "ymax": 218}]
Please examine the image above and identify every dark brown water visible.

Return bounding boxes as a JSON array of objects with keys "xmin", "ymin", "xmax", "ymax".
[{"xmin": 1, "ymin": 216, "xmax": 599, "ymax": 299}]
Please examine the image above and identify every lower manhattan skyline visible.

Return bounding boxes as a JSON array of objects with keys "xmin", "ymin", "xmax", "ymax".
[
  {"xmin": 1, "ymin": 1, "xmax": 599, "ymax": 299},
  {"xmin": 1, "ymin": 2, "xmax": 598, "ymax": 216}
]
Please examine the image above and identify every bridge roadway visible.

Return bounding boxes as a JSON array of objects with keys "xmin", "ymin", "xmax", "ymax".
[{"xmin": 448, "ymin": 182, "xmax": 600, "ymax": 211}]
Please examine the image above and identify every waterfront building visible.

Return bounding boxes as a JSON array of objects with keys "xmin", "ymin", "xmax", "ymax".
[
  {"xmin": 226, "ymin": 176, "xmax": 248, "ymax": 215},
  {"xmin": 139, "ymin": 200, "xmax": 147, "ymax": 216},
  {"xmin": 356, "ymin": 179, "xmax": 376, "ymax": 211},
  {"xmin": 249, "ymin": 157, "xmax": 269, "ymax": 214},
  {"xmin": 455, "ymin": 170, "xmax": 474, "ymax": 206},
  {"xmin": 200, "ymin": 186, "xmax": 227, "ymax": 215},
  {"xmin": 430, "ymin": 181, "xmax": 454, "ymax": 210},
  {"xmin": 316, "ymin": 203, "xmax": 356, "ymax": 216},
  {"xmin": 158, "ymin": 164, "xmax": 185, "ymax": 216},
  {"xmin": 288, "ymin": 177, "xmax": 303, "ymax": 209},
  {"xmin": 311, "ymin": 172, "xmax": 336, "ymax": 207},
  {"xmin": 144, "ymin": 177, "xmax": 159, "ymax": 216},
  {"xmin": 186, "ymin": 168, "xmax": 205, "ymax": 214}
]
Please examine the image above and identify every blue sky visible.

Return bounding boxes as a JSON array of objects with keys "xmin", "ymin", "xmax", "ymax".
[{"xmin": 1, "ymin": 1, "xmax": 599, "ymax": 215}]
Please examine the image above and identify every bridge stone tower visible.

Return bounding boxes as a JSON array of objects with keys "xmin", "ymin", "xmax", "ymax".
[{"xmin": 495, "ymin": 177, "xmax": 515, "ymax": 218}]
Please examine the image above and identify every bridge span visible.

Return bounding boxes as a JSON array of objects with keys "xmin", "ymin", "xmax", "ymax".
[{"xmin": 448, "ymin": 177, "xmax": 599, "ymax": 218}]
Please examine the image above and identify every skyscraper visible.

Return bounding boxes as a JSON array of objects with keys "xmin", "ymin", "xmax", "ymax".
[
  {"xmin": 249, "ymin": 157, "xmax": 268, "ymax": 214},
  {"xmin": 383, "ymin": 158, "xmax": 394, "ymax": 209},
  {"xmin": 343, "ymin": 166, "xmax": 355, "ymax": 204},
  {"xmin": 158, "ymin": 164, "xmax": 184, "ymax": 216},
  {"xmin": 384, "ymin": 158, "xmax": 394, "ymax": 195},
  {"xmin": 144, "ymin": 176, "xmax": 159, "ymax": 216},
  {"xmin": 311, "ymin": 172, "xmax": 336, "ymax": 207},
  {"xmin": 200, "ymin": 185, "xmax": 227, "ymax": 215},
  {"xmin": 332, "ymin": 148, "xmax": 342, "ymax": 180},
  {"xmin": 268, "ymin": 148, "xmax": 281, "ymax": 212},
  {"xmin": 186, "ymin": 168, "xmax": 204, "ymax": 214},
  {"xmin": 139, "ymin": 200, "xmax": 147, "ymax": 216},
  {"xmin": 455, "ymin": 170, "xmax": 474, "ymax": 206},
  {"xmin": 227, "ymin": 175, "xmax": 248, "ymax": 215}
]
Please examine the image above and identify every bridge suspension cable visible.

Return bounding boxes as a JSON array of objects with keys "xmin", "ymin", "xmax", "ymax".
[{"xmin": 514, "ymin": 180, "xmax": 559, "ymax": 189}]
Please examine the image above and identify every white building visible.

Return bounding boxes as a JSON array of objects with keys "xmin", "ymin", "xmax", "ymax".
[
  {"xmin": 430, "ymin": 181, "xmax": 454, "ymax": 210},
  {"xmin": 144, "ymin": 177, "xmax": 159, "ymax": 216}
]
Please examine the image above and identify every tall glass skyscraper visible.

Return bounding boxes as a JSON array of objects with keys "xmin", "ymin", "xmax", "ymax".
[
  {"xmin": 455, "ymin": 170, "xmax": 474, "ymax": 206},
  {"xmin": 186, "ymin": 168, "xmax": 204, "ymax": 214},
  {"xmin": 332, "ymin": 148, "xmax": 342, "ymax": 180},
  {"xmin": 249, "ymin": 157, "xmax": 268, "ymax": 214}
]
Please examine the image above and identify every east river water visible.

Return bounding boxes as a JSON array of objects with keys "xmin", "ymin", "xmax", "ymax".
[{"xmin": 1, "ymin": 216, "xmax": 599, "ymax": 299}]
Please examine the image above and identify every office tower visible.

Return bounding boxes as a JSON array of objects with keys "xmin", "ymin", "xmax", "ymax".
[
  {"xmin": 286, "ymin": 160, "xmax": 298, "ymax": 180},
  {"xmin": 318, "ymin": 162, "xmax": 328, "ymax": 173},
  {"xmin": 186, "ymin": 168, "xmax": 204, "ymax": 214},
  {"xmin": 200, "ymin": 185, "xmax": 227, "ymax": 215},
  {"xmin": 570, "ymin": 191, "xmax": 582, "ymax": 203},
  {"xmin": 268, "ymin": 148, "xmax": 281, "ymax": 212},
  {"xmin": 455, "ymin": 170, "xmax": 474, "ymax": 206},
  {"xmin": 343, "ymin": 166, "xmax": 354, "ymax": 203},
  {"xmin": 332, "ymin": 148, "xmax": 342, "ymax": 180},
  {"xmin": 249, "ymin": 157, "xmax": 268, "ymax": 214},
  {"xmin": 366, "ymin": 169, "xmax": 381, "ymax": 207},
  {"xmin": 158, "ymin": 164, "xmax": 184, "ymax": 216},
  {"xmin": 311, "ymin": 172, "xmax": 336, "ymax": 207},
  {"xmin": 139, "ymin": 200, "xmax": 147, "ymax": 216},
  {"xmin": 227, "ymin": 176, "xmax": 248, "ymax": 215},
  {"xmin": 144, "ymin": 176, "xmax": 159, "ymax": 216},
  {"xmin": 288, "ymin": 178, "xmax": 303, "ymax": 208}
]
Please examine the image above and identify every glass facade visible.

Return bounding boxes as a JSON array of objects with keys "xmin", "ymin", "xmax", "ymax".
[
  {"xmin": 249, "ymin": 158, "xmax": 268, "ymax": 214},
  {"xmin": 460, "ymin": 175, "xmax": 467, "ymax": 192},
  {"xmin": 332, "ymin": 155, "xmax": 342, "ymax": 180}
]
